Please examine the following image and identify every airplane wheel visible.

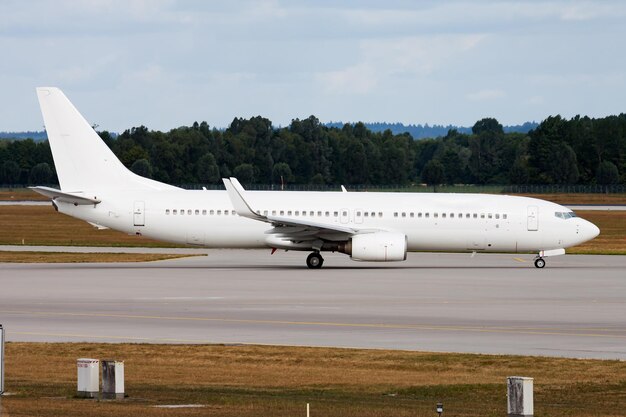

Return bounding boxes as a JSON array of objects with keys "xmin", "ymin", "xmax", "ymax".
[
  {"xmin": 534, "ymin": 258, "xmax": 546, "ymax": 269},
  {"xmin": 306, "ymin": 252, "xmax": 324, "ymax": 269}
]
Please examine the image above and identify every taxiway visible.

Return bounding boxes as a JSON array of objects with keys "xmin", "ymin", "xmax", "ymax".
[{"xmin": 1, "ymin": 250, "xmax": 625, "ymax": 359}]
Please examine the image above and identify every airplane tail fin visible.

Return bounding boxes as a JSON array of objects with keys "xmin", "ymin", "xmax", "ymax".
[{"xmin": 36, "ymin": 87, "xmax": 177, "ymax": 192}]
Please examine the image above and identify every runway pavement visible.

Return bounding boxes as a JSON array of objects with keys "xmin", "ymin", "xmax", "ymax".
[{"xmin": 1, "ymin": 250, "xmax": 625, "ymax": 360}]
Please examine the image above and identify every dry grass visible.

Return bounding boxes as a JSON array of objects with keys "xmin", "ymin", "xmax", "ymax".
[
  {"xmin": 0, "ymin": 188, "xmax": 48, "ymax": 201},
  {"xmin": 1, "ymin": 343, "xmax": 626, "ymax": 416},
  {"xmin": 0, "ymin": 252, "xmax": 195, "ymax": 263},
  {"xmin": 519, "ymin": 193, "xmax": 626, "ymax": 205}
]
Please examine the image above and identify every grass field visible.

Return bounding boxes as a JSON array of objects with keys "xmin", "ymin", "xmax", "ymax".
[
  {"xmin": 1, "ymin": 343, "xmax": 625, "ymax": 417},
  {"xmin": 1, "ymin": 205, "xmax": 624, "ymax": 255},
  {"xmin": 0, "ymin": 251, "xmax": 195, "ymax": 263}
]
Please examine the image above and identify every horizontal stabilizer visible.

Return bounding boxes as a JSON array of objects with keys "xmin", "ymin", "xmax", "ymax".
[{"xmin": 29, "ymin": 186, "xmax": 101, "ymax": 205}]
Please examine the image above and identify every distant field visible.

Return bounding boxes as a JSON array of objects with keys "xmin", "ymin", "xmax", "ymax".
[
  {"xmin": 2, "ymin": 342, "xmax": 626, "ymax": 417},
  {"xmin": 0, "ymin": 188, "xmax": 49, "ymax": 201},
  {"xmin": 2, "ymin": 187, "xmax": 626, "ymax": 204},
  {"xmin": 0, "ymin": 206, "xmax": 623, "ymax": 254}
]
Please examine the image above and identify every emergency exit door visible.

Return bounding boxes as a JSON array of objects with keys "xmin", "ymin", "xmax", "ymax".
[{"xmin": 133, "ymin": 201, "xmax": 145, "ymax": 226}]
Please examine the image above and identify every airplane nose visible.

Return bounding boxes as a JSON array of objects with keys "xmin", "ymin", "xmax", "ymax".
[{"xmin": 582, "ymin": 219, "xmax": 600, "ymax": 241}]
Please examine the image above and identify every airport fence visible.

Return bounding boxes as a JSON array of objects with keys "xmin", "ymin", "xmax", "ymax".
[{"xmin": 3, "ymin": 183, "xmax": 626, "ymax": 194}]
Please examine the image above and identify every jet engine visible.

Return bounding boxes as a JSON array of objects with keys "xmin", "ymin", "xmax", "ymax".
[{"xmin": 337, "ymin": 232, "xmax": 407, "ymax": 262}]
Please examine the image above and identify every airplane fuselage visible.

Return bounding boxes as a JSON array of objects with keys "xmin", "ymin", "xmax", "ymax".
[{"xmin": 57, "ymin": 188, "xmax": 595, "ymax": 254}]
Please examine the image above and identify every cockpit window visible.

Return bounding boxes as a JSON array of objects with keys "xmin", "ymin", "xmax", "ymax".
[{"xmin": 555, "ymin": 211, "xmax": 577, "ymax": 219}]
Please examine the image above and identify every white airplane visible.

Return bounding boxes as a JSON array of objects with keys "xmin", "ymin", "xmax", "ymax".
[{"xmin": 31, "ymin": 87, "xmax": 600, "ymax": 269}]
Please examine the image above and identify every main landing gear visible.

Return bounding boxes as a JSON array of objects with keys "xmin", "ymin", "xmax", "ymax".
[
  {"xmin": 534, "ymin": 257, "xmax": 546, "ymax": 268},
  {"xmin": 306, "ymin": 251, "xmax": 324, "ymax": 269}
]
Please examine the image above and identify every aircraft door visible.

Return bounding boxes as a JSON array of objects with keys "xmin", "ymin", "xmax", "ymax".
[
  {"xmin": 527, "ymin": 206, "xmax": 538, "ymax": 231},
  {"xmin": 133, "ymin": 201, "xmax": 145, "ymax": 226}
]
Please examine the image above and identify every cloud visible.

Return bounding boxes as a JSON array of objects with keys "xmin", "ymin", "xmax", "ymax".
[
  {"xmin": 315, "ymin": 34, "xmax": 486, "ymax": 95},
  {"xmin": 467, "ymin": 89, "xmax": 506, "ymax": 101},
  {"xmin": 315, "ymin": 64, "xmax": 377, "ymax": 94}
]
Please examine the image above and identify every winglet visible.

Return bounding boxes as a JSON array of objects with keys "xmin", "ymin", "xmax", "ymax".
[{"xmin": 222, "ymin": 178, "xmax": 264, "ymax": 220}]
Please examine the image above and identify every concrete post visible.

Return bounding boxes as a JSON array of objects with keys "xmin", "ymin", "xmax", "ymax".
[
  {"xmin": 507, "ymin": 376, "xmax": 533, "ymax": 417},
  {"xmin": 0, "ymin": 324, "xmax": 4, "ymax": 395},
  {"xmin": 77, "ymin": 358, "xmax": 99, "ymax": 398},
  {"xmin": 102, "ymin": 360, "xmax": 125, "ymax": 399}
]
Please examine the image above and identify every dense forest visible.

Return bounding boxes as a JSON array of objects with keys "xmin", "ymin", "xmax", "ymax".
[{"xmin": 0, "ymin": 114, "xmax": 624, "ymax": 187}]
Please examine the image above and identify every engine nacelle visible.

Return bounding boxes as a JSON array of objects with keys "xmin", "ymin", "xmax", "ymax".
[{"xmin": 339, "ymin": 232, "xmax": 407, "ymax": 262}]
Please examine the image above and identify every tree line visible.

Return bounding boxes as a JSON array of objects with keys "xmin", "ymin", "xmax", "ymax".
[{"xmin": 0, "ymin": 114, "xmax": 624, "ymax": 187}]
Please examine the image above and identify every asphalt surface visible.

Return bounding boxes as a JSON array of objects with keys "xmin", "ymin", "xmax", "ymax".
[{"xmin": 1, "ymin": 250, "xmax": 625, "ymax": 360}]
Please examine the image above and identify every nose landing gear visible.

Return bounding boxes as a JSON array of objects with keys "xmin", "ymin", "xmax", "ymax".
[
  {"xmin": 534, "ymin": 257, "xmax": 546, "ymax": 268},
  {"xmin": 306, "ymin": 252, "xmax": 324, "ymax": 269}
]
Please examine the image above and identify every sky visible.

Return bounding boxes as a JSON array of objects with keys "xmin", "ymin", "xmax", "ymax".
[{"xmin": 1, "ymin": 0, "xmax": 625, "ymax": 132}]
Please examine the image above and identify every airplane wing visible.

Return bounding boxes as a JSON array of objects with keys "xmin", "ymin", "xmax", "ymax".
[
  {"xmin": 223, "ymin": 178, "xmax": 358, "ymax": 243},
  {"xmin": 29, "ymin": 186, "xmax": 101, "ymax": 205}
]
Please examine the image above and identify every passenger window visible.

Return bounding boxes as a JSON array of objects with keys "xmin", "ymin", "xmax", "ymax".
[
  {"xmin": 202, "ymin": 210, "xmax": 207, "ymax": 215},
  {"xmin": 166, "ymin": 209, "xmax": 170, "ymax": 215},
  {"xmin": 317, "ymin": 211, "xmax": 322, "ymax": 216},
  {"xmin": 425, "ymin": 213, "xmax": 430, "ymax": 218},
  {"xmin": 217, "ymin": 210, "xmax": 221, "ymax": 215},
  {"xmin": 466, "ymin": 213, "xmax": 470, "ymax": 218},
  {"xmin": 186, "ymin": 209, "xmax": 191, "ymax": 215},
  {"xmin": 334, "ymin": 211, "xmax": 338, "ymax": 217},
  {"xmin": 473, "ymin": 213, "xmax": 477, "ymax": 218},
  {"xmin": 232, "ymin": 210, "xmax": 236, "ymax": 215},
  {"xmin": 173, "ymin": 209, "xmax": 177, "ymax": 215},
  {"xmin": 280, "ymin": 210, "xmax": 285, "ymax": 215},
  {"xmin": 295, "ymin": 211, "xmax": 299, "ymax": 216},
  {"xmin": 480, "ymin": 213, "xmax": 485, "ymax": 219},
  {"xmin": 503, "ymin": 214, "xmax": 508, "ymax": 219},
  {"xmin": 401, "ymin": 212, "xmax": 406, "ymax": 217},
  {"xmin": 458, "ymin": 213, "xmax": 462, "ymax": 218},
  {"xmin": 180, "ymin": 210, "xmax": 185, "ymax": 215},
  {"xmin": 210, "ymin": 210, "xmax": 214, "ymax": 215},
  {"xmin": 378, "ymin": 212, "xmax": 383, "ymax": 217},
  {"xmin": 450, "ymin": 213, "xmax": 454, "ymax": 218},
  {"xmin": 310, "ymin": 211, "xmax": 314, "ymax": 216},
  {"xmin": 418, "ymin": 213, "xmax": 422, "ymax": 218},
  {"xmin": 288, "ymin": 211, "xmax": 292, "ymax": 216},
  {"xmin": 325, "ymin": 211, "xmax": 330, "ymax": 217},
  {"xmin": 272, "ymin": 210, "xmax": 277, "ymax": 216},
  {"xmin": 195, "ymin": 209, "xmax": 199, "ymax": 215},
  {"xmin": 364, "ymin": 212, "xmax": 369, "ymax": 217},
  {"xmin": 434, "ymin": 213, "xmax": 438, "ymax": 218},
  {"xmin": 371, "ymin": 212, "xmax": 375, "ymax": 217},
  {"xmin": 225, "ymin": 210, "xmax": 229, "ymax": 216},
  {"xmin": 488, "ymin": 213, "xmax": 492, "ymax": 219},
  {"xmin": 410, "ymin": 212, "xmax": 414, "ymax": 218},
  {"xmin": 263, "ymin": 210, "xmax": 268, "ymax": 216},
  {"xmin": 356, "ymin": 211, "xmax": 361, "ymax": 217},
  {"xmin": 495, "ymin": 214, "xmax": 500, "ymax": 219},
  {"xmin": 342, "ymin": 210, "xmax": 348, "ymax": 217},
  {"xmin": 394, "ymin": 212, "xmax": 398, "ymax": 217},
  {"xmin": 442, "ymin": 213, "xmax": 446, "ymax": 218}
]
